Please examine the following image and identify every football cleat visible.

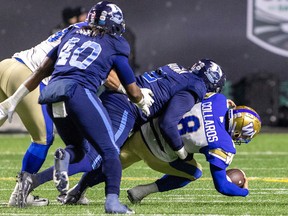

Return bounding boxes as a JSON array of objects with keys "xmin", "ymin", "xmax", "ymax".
[
  {"xmin": 8, "ymin": 182, "xmax": 48, "ymax": 207},
  {"xmin": 127, "ymin": 187, "xmax": 146, "ymax": 204},
  {"xmin": 53, "ymin": 148, "xmax": 70, "ymax": 193},
  {"xmin": 105, "ymin": 194, "xmax": 135, "ymax": 214},
  {"xmin": 61, "ymin": 184, "xmax": 89, "ymax": 205},
  {"xmin": 127, "ymin": 183, "xmax": 158, "ymax": 204},
  {"xmin": 16, "ymin": 171, "xmax": 40, "ymax": 208}
]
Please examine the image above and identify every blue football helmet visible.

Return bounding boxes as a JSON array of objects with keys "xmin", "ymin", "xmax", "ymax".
[
  {"xmin": 86, "ymin": 1, "xmax": 125, "ymax": 35},
  {"xmin": 190, "ymin": 59, "xmax": 226, "ymax": 93}
]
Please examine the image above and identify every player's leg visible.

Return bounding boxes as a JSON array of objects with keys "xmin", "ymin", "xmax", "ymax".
[
  {"xmin": 100, "ymin": 91, "xmax": 137, "ymax": 147},
  {"xmin": 0, "ymin": 59, "xmax": 18, "ymax": 125},
  {"xmin": 62, "ymin": 122, "xmax": 143, "ymax": 205},
  {"xmin": 0, "ymin": 59, "xmax": 53, "ymax": 207},
  {"xmin": 126, "ymin": 132, "xmax": 203, "ymax": 203},
  {"xmin": 60, "ymin": 86, "xmax": 133, "ymax": 213}
]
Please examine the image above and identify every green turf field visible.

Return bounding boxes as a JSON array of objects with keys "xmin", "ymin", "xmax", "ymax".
[{"xmin": 0, "ymin": 132, "xmax": 287, "ymax": 215}]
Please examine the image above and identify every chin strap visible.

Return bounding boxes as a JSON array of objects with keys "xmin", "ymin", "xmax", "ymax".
[{"xmin": 228, "ymin": 109, "xmax": 237, "ymax": 139}]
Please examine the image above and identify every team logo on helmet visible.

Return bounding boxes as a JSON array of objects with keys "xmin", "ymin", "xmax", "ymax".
[
  {"xmin": 107, "ymin": 3, "xmax": 123, "ymax": 24},
  {"xmin": 204, "ymin": 62, "xmax": 223, "ymax": 84},
  {"xmin": 242, "ymin": 122, "xmax": 257, "ymax": 138},
  {"xmin": 247, "ymin": 0, "xmax": 288, "ymax": 57}
]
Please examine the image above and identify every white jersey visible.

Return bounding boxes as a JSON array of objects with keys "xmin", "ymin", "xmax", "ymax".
[
  {"xmin": 141, "ymin": 93, "xmax": 235, "ymax": 169},
  {"xmin": 12, "ymin": 28, "xmax": 69, "ymax": 84}
]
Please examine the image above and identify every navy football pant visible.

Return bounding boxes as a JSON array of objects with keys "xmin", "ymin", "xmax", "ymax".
[{"xmin": 47, "ymin": 85, "xmax": 122, "ymax": 195}]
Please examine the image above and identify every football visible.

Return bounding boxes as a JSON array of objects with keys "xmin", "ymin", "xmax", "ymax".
[{"xmin": 226, "ymin": 168, "xmax": 246, "ymax": 188}]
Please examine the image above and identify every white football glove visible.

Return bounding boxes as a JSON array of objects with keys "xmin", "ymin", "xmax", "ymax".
[
  {"xmin": 134, "ymin": 88, "xmax": 154, "ymax": 116},
  {"xmin": 0, "ymin": 84, "xmax": 29, "ymax": 123},
  {"xmin": 0, "ymin": 97, "xmax": 17, "ymax": 123},
  {"xmin": 175, "ymin": 146, "xmax": 188, "ymax": 160}
]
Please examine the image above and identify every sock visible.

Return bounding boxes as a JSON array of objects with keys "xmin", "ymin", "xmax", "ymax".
[
  {"xmin": 77, "ymin": 168, "xmax": 105, "ymax": 194},
  {"xmin": 35, "ymin": 166, "xmax": 54, "ymax": 186},
  {"xmin": 21, "ymin": 142, "xmax": 50, "ymax": 173},
  {"xmin": 67, "ymin": 155, "xmax": 94, "ymax": 175},
  {"xmin": 102, "ymin": 158, "xmax": 122, "ymax": 195},
  {"xmin": 155, "ymin": 175, "xmax": 191, "ymax": 192}
]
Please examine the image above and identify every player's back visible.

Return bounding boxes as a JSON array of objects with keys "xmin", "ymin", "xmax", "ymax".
[
  {"xmin": 141, "ymin": 93, "xmax": 234, "ymax": 162},
  {"xmin": 50, "ymin": 23, "xmax": 130, "ymax": 93},
  {"xmin": 136, "ymin": 63, "xmax": 207, "ymax": 116}
]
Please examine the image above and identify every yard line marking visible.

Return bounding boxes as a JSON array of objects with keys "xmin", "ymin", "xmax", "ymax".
[{"xmin": 0, "ymin": 177, "xmax": 288, "ymax": 183}]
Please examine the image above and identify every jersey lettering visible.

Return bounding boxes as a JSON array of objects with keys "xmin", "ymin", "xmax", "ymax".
[
  {"xmin": 142, "ymin": 69, "xmax": 166, "ymax": 83},
  {"xmin": 57, "ymin": 37, "xmax": 102, "ymax": 70},
  {"xmin": 202, "ymin": 102, "xmax": 219, "ymax": 142}
]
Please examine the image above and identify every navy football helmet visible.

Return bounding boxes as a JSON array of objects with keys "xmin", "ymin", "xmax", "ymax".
[
  {"xmin": 86, "ymin": 1, "xmax": 125, "ymax": 35},
  {"xmin": 190, "ymin": 59, "xmax": 226, "ymax": 93}
]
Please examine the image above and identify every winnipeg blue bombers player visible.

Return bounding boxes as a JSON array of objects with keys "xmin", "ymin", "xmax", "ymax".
[
  {"xmin": 0, "ymin": 18, "xmax": 70, "ymax": 207},
  {"xmin": 0, "ymin": 1, "xmax": 154, "ymax": 214},
  {"xmin": 60, "ymin": 93, "xmax": 261, "ymax": 205}
]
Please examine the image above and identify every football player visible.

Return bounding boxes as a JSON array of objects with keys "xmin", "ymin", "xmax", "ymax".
[
  {"xmin": 0, "ymin": 11, "xmax": 70, "ymax": 209},
  {"xmin": 61, "ymin": 92, "xmax": 261, "ymax": 204}
]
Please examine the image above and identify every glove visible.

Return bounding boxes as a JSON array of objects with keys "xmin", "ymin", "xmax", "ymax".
[
  {"xmin": 0, "ymin": 97, "xmax": 17, "ymax": 123},
  {"xmin": 175, "ymin": 146, "xmax": 188, "ymax": 160},
  {"xmin": 134, "ymin": 88, "xmax": 154, "ymax": 116},
  {"xmin": 0, "ymin": 84, "xmax": 29, "ymax": 123}
]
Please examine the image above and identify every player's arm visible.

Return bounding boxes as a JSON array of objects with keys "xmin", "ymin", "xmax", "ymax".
[
  {"xmin": 210, "ymin": 163, "xmax": 249, "ymax": 197},
  {"xmin": 104, "ymin": 69, "xmax": 126, "ymax": 94},
  {"xmin": 112, "ymin": 55, "xmax": 154, "ymax": 116},
  {"xmin": 0, "ymin": 53, "xmax": 56, "ymax": 122},
  {"xmin": 158, "ymin": 91, "xmax": 196, "ymax": 159}
]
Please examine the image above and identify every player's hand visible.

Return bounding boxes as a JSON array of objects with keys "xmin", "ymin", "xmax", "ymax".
[
  {"xmin": 135, "ymin": 88, "xmax": 154, "ymax": 116},
  {"xmin": 242, "ymin": 174, "xmax": 249, "ymax": 189},
  {"xmin": 0, "ymin": 97, "xmax": 17, "ymax": 123},
  {"xmin": 227, "ymin": 99, "xmax": 236, "ymax": 108}
]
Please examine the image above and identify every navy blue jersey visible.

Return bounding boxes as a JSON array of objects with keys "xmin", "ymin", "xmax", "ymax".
[
  {"xmin": 136, "ymin": 63, "xmax": 207, "ymax": 116},
  {"xmin": 48, "ymin": 22, "xmax": 131, "ymax": 93},
  {"xmin": 100, "ymin": 63, "xmax": 207, "ymax": 149}
]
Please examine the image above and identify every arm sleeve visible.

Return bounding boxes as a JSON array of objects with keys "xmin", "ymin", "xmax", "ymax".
[
  {"xmin": 112, "ymin": 55, "xmax": 136, "ymax": 86},
  {"xmin": 210, "ymin": 163, "xmax": 249, "ymax": 197},
  {"xmin": 47, "ymin": 46, "xmax": 59, "ymax": 62},
  {"xmin": 158, "ymin": 91, "xmax": 196, "ymax": 151}
]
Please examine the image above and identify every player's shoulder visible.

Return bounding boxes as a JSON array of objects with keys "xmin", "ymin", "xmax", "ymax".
[
  {"xmin": 207, "ymin": 93, "xmax": 227, "ymax": 101},
  {"xmin": 108, "ymin": 34, "xmax": 130, "ymax": 57}
]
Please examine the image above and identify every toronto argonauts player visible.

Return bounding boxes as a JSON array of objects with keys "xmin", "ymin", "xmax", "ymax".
[
  {"xmin": 61, "ymin": 93, "xmax": 261, "ymax": 204},
  {"xmin": 0, "ymin": 16, "xmax": 70, "ymax": 207},
  {"xmin": 0, "ymin": 1, "xmax": 154, "ymax": 214}
]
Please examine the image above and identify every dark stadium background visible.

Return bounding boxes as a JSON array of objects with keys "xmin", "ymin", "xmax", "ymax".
[{"xmin": 0, "ymin": 0, "xmax": 287, "ymax": 127}]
